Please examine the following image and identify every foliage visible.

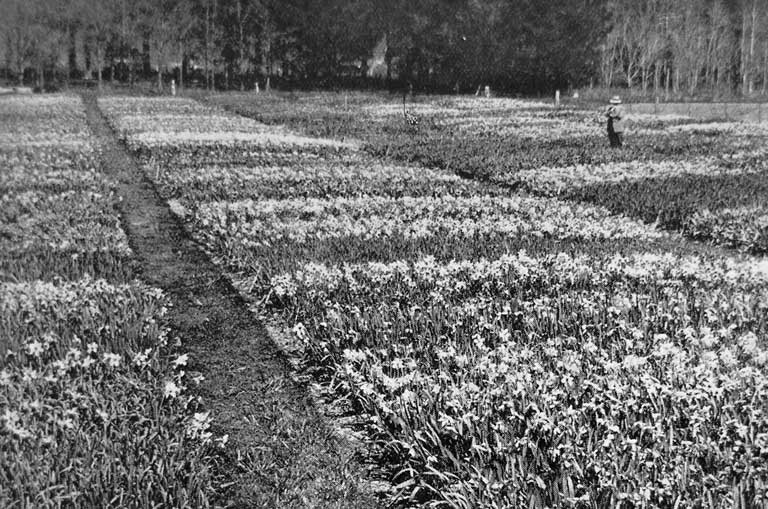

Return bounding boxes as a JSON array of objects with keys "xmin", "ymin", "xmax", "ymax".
[
  {"xmin": 102, "ymin": 92, "xmax": 768, "ymax": 508},
  {"xmin": 601, "ymin": 0, "xmax": 768, "ymax": 97},
  {"xmin": 6, "ymin": 0, "xmax": 768, "ymax": 97},
  {"xmin": 3, "ymin": 0, "xmax": 607, "ymax": 92},
  {"xmin": 0, "ymin": 280, "xmax": 217, "ymax": 508},
  {"xmin": 211, "ymin": 91, "xmax": 768, "ymax": 255},
  {"xmin": 0, "ymin": 93, "xmax": 222, "ymax": 507}
]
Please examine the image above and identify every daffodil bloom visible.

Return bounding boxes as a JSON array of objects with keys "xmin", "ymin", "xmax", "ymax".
[
  {"xmin": 102, "ymin": 353, "xmax": 121, "ymax": 368},
  {"xmin": 163, "ymin": 381, "xmax": 181, "ymax": 399}
]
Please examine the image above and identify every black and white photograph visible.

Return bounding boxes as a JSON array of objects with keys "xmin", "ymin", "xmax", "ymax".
[{"xmin": 2, "ymin": 1, "xmax": 768, "ymax": 507}]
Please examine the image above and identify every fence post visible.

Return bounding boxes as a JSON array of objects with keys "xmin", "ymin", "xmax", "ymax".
[{"xmin": 760, "ymin": 102, "xmax": 763, "ymax": 123}]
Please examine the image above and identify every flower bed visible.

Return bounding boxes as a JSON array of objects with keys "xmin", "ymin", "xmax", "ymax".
[
  {"xmin": 261, "ymin": 251, "xmax": 768, "ymax": 506},
  {"xmin": 98, "ymin": 96, "xmax": 356, "ymax": 154},
  {"xmin": 210, "ymin": 91, "xmax": 768, "ymax": 254},
  {"xmin": 0, "ymin": 94, "xmax": 218, "ymax": 507},
  {"xmin": 685, "ymin": 206, "xmax": 768, "ymax": 254},
  {"xmin": 101, "ymin": 94, "xmax": 768, "ymax": 508},
  {"xmin": 147, "ymin": 155, "xmax": 488, "ymax": 204},
  {"xmin": 185, "ymin": 195, "xmax": 664, "ymax": 261},
  {"xmin": 491, "ymin": 157, "xmax": 767, "ymax": 196}
]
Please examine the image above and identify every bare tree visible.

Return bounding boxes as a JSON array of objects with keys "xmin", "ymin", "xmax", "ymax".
[
  {"xmin": 227, "ymin": 0, "xmax": 256, "ymax": 89},
  {"xmin": 84, "ymin": 0, "xmax": 116, "ymax": 88},
  {"xmin": 1, "ymin": 0, "xmax": 42, "ymax": 84},
  {"xmin": 145, "ymin": 0, "xmax": 193, "ymax": 91}
]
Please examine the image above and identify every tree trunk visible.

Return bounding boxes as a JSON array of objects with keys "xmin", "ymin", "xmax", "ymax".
[
  {"xmin": 209, "ymin": 0, "xmax": 217, "ymax": 91},
  {"xmin": 690, "ymin": 69, "xmax": 697, "ymax": 95},
  {"xmin": 763, "ymin": 40, "xmax": 768, "ymax": 94},
  {"xmin": 238, "ymin": 0, "xmax": 246, "ymax": 91},
  {"xmin": 179, "ymin": 43, "xmax": 184, "ymax": 89},
  {"xmin": 204, "ymin": 0, "xmax": 210, "ymax": 90},
  {"xmin": 84, "ymin": 37, "xmax": 92, "ymax": 77},
  {"xmin": 715, "ymin": 62, "xmax": 720, "ymax": 90},
  {"xmin": 158, "ymin": 66, "xmax": 162, "ymax": 91},
  {"xmin": 741, "ymin": 8, "xmax": 748, "ymax": 95},
  {"xmin": 603, "ymin": 40, "xmax": 616, "ymax": 88},
  {"xmin": 142, "ymin": 40, "xmax": 151, "ymax": 77},
  {"xmin": 384, "ymin": 31, "xmax": 393, "ymax": 87},
  {"xmin": 674, "ymin": 66, "xmax": 680, "ymax": 94},
  {"xmin": 748, "ymin": 0, "xmax": 757, "ymax": 94},
  {"xmin": 97, "ymin": 48, "xmax": 103, "ymax": 89},
  {"xmin": 68, "ymin": 27, "xmax": 77, "ymax": 82}
]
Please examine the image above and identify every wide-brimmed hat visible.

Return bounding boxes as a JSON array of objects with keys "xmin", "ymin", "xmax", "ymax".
[{"xmin": 609, "ymin": 95, "xmax": 622, "ymax": 104}]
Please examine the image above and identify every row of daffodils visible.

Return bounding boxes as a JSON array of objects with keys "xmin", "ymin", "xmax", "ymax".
[
  {"xmin": 0, "ymin": 95, "xmax": 219, "ymax": 508},
  {"xmin": 99, "ymin": 94, "xmax": 768, "ymax": 508}
]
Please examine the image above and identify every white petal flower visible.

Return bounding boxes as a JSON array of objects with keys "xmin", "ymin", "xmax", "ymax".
[
  {"xmin": 172, "ymin": 353, "xmax": 189, "ymax": 369},
  {"xmin": 163, "ymin": 381, "xmax": 182, "ymax": 398},
  {"xmin": 102, "ymin": 353, "xmax": 121, "ymax": 368},
  {"xmin": 25, "ymin": 341, "xmax": 44, "ymax": 357}
]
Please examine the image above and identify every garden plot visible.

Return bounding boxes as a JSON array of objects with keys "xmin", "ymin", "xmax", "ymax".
[
  {"xmin": 498, "ymin": 155, "xmax": 768, "ymax": 254},
  {"xmin": 0, "ymin": 95, "xmax": 92, "ymax": 148},
  {"xmin": 101, "ymin": 94, "xmax": 768, "ymax": 508},
  {"xmin": 211, "ymin": 92, "xmax": 768, "ymax": 256},
  {"xmin": 183, "ymin": 194, "xmax": 666, "ymax": 278},
  {"xmin": 267, "ymin": 251, "xmax": 768, "ymax": 507},
  {"xmin": 492, "ymin": 157, "xmax": 768, "ymax": 195},
  {"xmin": 0, "ymin": 94, "xmax": 217, "ymax": 507},
  {"xmin": 99, "ymin": 96, "xmax": 356, "ymax": 153},
  {"xmin": 0, "ymin": 96, "xmax": 131, "ymax": 283},
  {"xmin": 148, "ymin": 156, "xmax": 488, "ymax": 204}
]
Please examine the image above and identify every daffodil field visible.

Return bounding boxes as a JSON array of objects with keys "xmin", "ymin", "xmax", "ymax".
[
  {"xmin": 213, "ymin": 92, "xmax": 768, "ymax": 256},
  {"xmin": 94, "ymin": 92, "xmax": 768, "ymax": 508},
  {"xmin": 0, "ymin": 95, "xmax": 219, "ymax": 508}
]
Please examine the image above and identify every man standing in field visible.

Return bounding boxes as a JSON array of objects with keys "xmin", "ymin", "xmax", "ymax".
[{"xmin": 606, "ymin": 95, "xmax": 623, "ymax": 148}]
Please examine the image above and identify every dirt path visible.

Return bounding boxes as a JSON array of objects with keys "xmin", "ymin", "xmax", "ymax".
[{"xmin": 82, "ymin": 93, "xmax": 380, "ymax": 509}]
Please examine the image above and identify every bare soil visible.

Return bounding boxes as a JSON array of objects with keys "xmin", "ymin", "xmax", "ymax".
[{"xmin": 82, "ymin": 92, "xmax": 381, "ymax": 509}]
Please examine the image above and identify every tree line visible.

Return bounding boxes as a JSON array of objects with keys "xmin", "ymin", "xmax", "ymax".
[
  {"xmin": 602, "ymin": 0, "xmax": 768, "ymax": 98},
  {"xmin": 1, "ymin": 0, "xmax": 766, "ymax": 97}
]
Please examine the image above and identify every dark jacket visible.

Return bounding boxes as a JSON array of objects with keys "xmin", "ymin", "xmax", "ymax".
[{"xmin": 606, "ymin": 105, "xmax": 624, "ymax": 133}]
